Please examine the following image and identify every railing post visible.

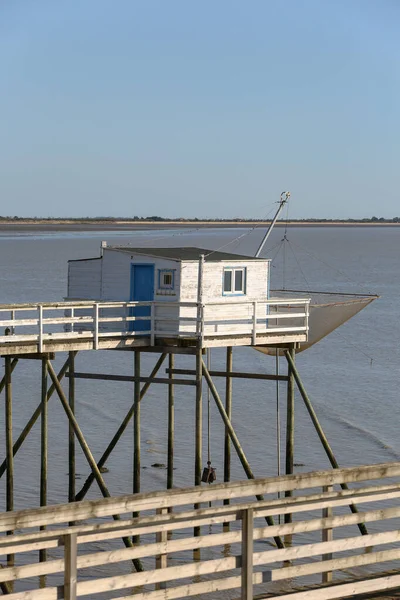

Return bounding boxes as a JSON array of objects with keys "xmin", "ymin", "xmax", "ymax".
[
  {"xmin": 155, "ymin": 507, "xmax": 168, "ymax": 589},
  {"xmin": 70, "ymin": 307, "xmax": 75, "ymax": 334},
  {"xmin": 305, "ymin": 301, "xmax": 310, "ymax": 339},
  {"xmin": 196, "ymin": 303, "xmax": 204, "ymax": 341},
  {"xmin": 10, "ymin": 310, "xmax": 15, "ymax": 335},
  {"xmin": 93, "ymin": 303, "xmax": 99, "ymax": 350},
  {"xmin": 38, "ymin": 305, "xmax": 43, "ymax": 353},
  {"xmin": 252, "ymin": 302, "xmax": 257, "ymax": 345},
  {"xmin": 150, "ymin": 303, "xmax": 155, "ymax": 346},
  {"xmin": 241, "ymin": 508, "xmax": 254, "ymax": 600},
  {"xmin": 64, "ymin": 533, "xmax": 77, "ymax": 600},
  {"xmin": 322, "ymin": 485, "xmax": 333, "ymax": 583}
]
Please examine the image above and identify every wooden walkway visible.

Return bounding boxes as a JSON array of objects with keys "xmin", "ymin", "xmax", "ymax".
[
  {"xmin": 0, "ymin": 299, "xmax": 309, "ymax": 355},
  {"xmin": 2, "ymin": 462, "xmax": 400, "ymax": 599}
]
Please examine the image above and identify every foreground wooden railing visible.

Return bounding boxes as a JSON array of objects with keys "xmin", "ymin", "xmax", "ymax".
[
  {"xmin": 1, "ymin": 462, "xmax": 400, "ymax": 598},
  {"xmin": 0, "ymin": 298, "xmax": 309, "ymax": 350}
]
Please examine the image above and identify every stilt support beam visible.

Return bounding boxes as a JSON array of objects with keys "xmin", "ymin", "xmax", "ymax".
[
  {"xmin": 5, "ymin": 355, "xmax": 14, "ymax": 579},
  {"xmin": 133, "ymin": 351, "xmax": 141, "ymax": 496},
  {"xmin": 224, "ymin": 347, "xmax": 233, "ymax": 497},
  {"xmin": 167, "ymin": 354, "xmax": 174, "ymax": 490},
  {"xmin": 285, "ymin": 345, "xmax": 295, "ymax": 526},
  {"xmin": 40, "ymin": 358, "xmax": 48, "ymax": 566},
  {"xmin": 68, "ymin": 352, "xmax": 75, "ymax": 505}
]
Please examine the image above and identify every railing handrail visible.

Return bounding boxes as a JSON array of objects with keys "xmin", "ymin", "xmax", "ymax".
[
  {"xmin": 1, "ymin": 462, "xmax": 400, "ymax": 599},
  {"xmin": 0, "ymin": 297, "xmax": 310, "ymax": 311},
  {"xmin": 0, "ymin": 298, "xmax": 310, "ymax": 349},
  {"xmin": 0, "ymin": 461, "xmax": 399, "ymax": 532}
]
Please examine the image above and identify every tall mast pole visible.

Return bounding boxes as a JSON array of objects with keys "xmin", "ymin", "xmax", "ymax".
[{"xmin": 255, "ymin": 191, "xmax": 290, "ymax": 257}]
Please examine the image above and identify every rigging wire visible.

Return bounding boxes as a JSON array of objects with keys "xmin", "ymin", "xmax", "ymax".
[
  {"xmin": 287, "ymin": 239, "xmax": 312, "ymax": 291},
  {"xmin": 116, "ymin": 227, "xmax": 203, "ymax": 247},
  {"xmin": 286, "ymin": 239, "xmax": 378, "ymax": 297},
  {"xmin": 272, "ymin": 233, "xmax": 376, "ymax": 365},
  {"xmin": 281, "ymin": 201, "xmax": 291, "ymax": 290},
  {"xmin": 204, "ymin": 202, "xmax": 282, "ymax": 258}
]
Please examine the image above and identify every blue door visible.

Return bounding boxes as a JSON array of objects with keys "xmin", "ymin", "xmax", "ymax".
[{"xmin": 130, "ymin": 264, "xmax": 154, "ymax": 331}]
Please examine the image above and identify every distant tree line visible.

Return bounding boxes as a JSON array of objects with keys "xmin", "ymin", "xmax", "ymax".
[{"xmin": 0, "ymin": 216, "xmax": 400, "ymax": 223}]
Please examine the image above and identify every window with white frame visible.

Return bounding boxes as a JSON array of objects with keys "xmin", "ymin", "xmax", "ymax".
[
  {"xmin": 158, "ymin": 269, "xmax": 175, "ymax": 290},
  {"xmin": 223, "ymin": 267, "xmax": 246, "ymax": 295}
]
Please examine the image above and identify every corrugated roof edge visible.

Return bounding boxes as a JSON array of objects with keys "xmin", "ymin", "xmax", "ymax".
[
  {"xmin": 68, "ymin": 257, "xmax": 102, "ymax": 263},
  {"xmin": 105, "ymin": 246, "xmax": 269, "ymax": 262}
]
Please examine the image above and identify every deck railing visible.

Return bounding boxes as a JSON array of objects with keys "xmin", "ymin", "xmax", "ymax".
[
  {"xmin": 0, "ymin": 298, "xmax": 310, "ymax": 349},
  {"xmin": 1, "ymin": 462, "xmax": 400, "ymax": 599}
]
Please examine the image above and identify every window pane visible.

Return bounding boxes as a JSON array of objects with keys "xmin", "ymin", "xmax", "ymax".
[
  {"xmin": 224, "ymin": 270, "xmax": 232, "ymax": 292},
  {"xmin": 159, "ymin": 270, "xmax": 174, "ymax": 289},
  {"xmin": 234, "ymin": 270, "xmax": 243, "ymax": 292}
]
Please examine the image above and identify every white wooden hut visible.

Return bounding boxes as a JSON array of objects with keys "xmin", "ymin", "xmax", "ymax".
[{"xmin": 66, "ymin": 243, "xmax": 309, "ymax": 347}]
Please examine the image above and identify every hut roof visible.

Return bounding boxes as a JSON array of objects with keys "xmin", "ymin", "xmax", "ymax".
[{"xmin": 109, "ymin": 247, "xmax": 266, "ymax": 262}]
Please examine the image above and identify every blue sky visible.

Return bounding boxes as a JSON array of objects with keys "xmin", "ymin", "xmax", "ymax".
[{"xmin": 0, "ymin": 1, "xmax": 399, "ymax": 219}]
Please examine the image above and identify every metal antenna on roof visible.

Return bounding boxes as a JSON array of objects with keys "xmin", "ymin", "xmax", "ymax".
[{"xmin": 255, "ymin": 191, "xmax": 290, "ymax": 258}]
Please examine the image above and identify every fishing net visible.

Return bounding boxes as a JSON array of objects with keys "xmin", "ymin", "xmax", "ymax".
[{"xmin": 257, "ymin": 290, "xmax": 378, "ymax": 355}]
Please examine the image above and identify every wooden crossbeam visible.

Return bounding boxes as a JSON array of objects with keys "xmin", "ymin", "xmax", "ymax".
[
  {"xmin": 166, "ymin": 367, "xmax": 289, "ymax": 381},
  {"xmin": 65, "ymin": 372, "xmax": 196, "ymax": 386}
]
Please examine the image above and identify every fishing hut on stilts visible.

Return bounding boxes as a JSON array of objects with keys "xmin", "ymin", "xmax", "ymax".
[{"xmin": 0, "ymin": 193, "xmax": 378, "ymax": 571}]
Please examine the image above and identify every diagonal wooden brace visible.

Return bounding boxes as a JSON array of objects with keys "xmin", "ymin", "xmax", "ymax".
[
  {"xmin": 75, "ymin": 353, "xmax": 167, "ymax": 502},
  {"xmin": 201, "ymin": 359, "xmax": 284, "ymax": 550},
  {"xmin": 46, "ymin": 360, "xmax": 144, "ymax": 572},
  {"xmin": 284, "ymin": 349, "xmax": 368, "ymax": 535},
  {"xmin": 0, "ymin": 356, "xmax": 71, "ymax": 480}
]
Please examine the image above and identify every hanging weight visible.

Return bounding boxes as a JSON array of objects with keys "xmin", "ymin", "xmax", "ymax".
[{"xmin": 201, "ymin": 460, "xmax": 216, "ymax": 484}]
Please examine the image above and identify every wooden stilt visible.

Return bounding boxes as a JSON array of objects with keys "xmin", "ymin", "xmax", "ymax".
[
  {"xmin": 39, "ymin": 359, "xmax": 48, "ymax": 569},
  {"xmin": 201, "ymin": 360, "xmax": 284, "ymax": 549},
  {"xmin": 285, "ymin": 345, "xmax": 295, "ymax": 527},
  {"xmin": 0, "ymin": 358, "xmax": 17, "ymax": 394},
  {"xmin": 46, "ymin": 359, "xmax": 143, "ymax": 571},
  {"xmin": 133, "ymin": 351, "xmax": 141, "ymax": 544},
  {"xmin": 68, "ymin": 351, "xmax": 75, "ymax": 505},
  {"xmin": 0, "ymin": 355, "xmax": 73, "ymax": 480},
  {"xmin": 224, "ymin": 347, "xmax": 233, "ymax": 505},
  {"xmin": 75, "ymin": 354, "xmax": 167, "ymax": 502},
  {"xmin": 133, "ymin": 351, "xmax": 141, "ymax": 496},
  {"xmin": 284, "ymin": 349, "xmax": 368, "ymax": 536},
  {"xmin": 167, "ymin": 354, "xmax": 174, "ymax": 490},
  {"xmin": 223, "ymin": 346, "xmax": 233, "ymax": 531},
  {"xmin": 5, "ymin": 356, "xmax": 14, "ymax": 580}
]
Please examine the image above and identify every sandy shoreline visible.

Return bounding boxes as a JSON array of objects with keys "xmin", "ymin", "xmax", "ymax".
[{"xmin": 0, "ymin": 220, "xmax": 398, "ymax": 232}]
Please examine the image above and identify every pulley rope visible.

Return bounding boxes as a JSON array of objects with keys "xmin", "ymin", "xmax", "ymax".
[
  {"xmin": 207, "ymin": 348, "xmax": 211, "ymax": 464},
  {"xmin": 275, "ymin": 348, "xmax": 281, "ymax": 523}
]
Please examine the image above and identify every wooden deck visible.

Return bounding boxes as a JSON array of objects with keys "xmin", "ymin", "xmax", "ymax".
[
  {"xmin": 2, "ymin": 462, "xmax": 400, "ymax": 599},
  {"xmin": 0, "ymin": 298, "xmax": 309, "ymax": 355}
]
